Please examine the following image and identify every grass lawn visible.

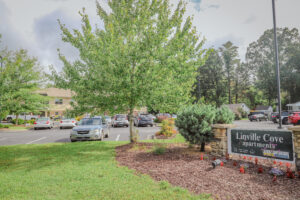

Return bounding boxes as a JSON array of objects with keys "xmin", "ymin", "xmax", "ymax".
[
  {"xmin": 0, "ymin": 141, "xmax": 210, "ymax": 200},
  {"xmin": 8, "ymin": 126, "xmax": 31, "ymax": 130}
]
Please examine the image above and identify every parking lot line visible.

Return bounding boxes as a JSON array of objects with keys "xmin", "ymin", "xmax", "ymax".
[
  {"xmin": 26, "ymin": 137, "xmax": 47, "ymax": 144},
  {"xmin": 115, "ymin": 134, "xmax": 120, "ymax": 141},
  {"xmin": 0, "ymin": 137, "xmax": 6, "ymax": 141}
]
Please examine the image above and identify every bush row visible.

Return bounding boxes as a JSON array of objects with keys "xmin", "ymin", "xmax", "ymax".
[
  {"xmin": 11, "ymin": 119, "xmax": 35, "ymax": 125},
  {"xmin": 0, "ymin": 124, "xmax": 10, "ymax": 128}
]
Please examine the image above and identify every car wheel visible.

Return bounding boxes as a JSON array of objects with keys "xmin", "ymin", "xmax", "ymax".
[
  {"xmin": 71, "ymin": 139, "xmax": 76, "ymax": 142},
  {"xmin": 60, "ymin": 127, "xmax": 62, "ymax": 129},
  {"xmin": 151, "ymin": 124, "xmax": 153, "ymax": 127},
  {"xmin": 34, "ymin": 128, "xmax": 37, "ymax": 130}
]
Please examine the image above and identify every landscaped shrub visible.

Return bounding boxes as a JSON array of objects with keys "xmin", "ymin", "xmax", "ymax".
[
  {"xmin": 153, "ymin": 143, "xmax": 167, "ymax": 155},
  {"xmin": 12, "ymin": 119, "xmax": 25, "ymax": 125},
  {"xmin": 214, "ymin": 106, "xmax": 235, "ymax": 124},
  {"xmin": 155, "ymin": 119, "xmax": 176, "ymax": 137},
  {"xmin": 26, "ymin": 119, "xmax": 35, "ymax": 124},
  {"xmin": 175, "ymin": 104, "xmax": 217, "ymax": 152},
  {"xmin": 0, "ymin": 124, "xmax": 10, "ymax": 128}
]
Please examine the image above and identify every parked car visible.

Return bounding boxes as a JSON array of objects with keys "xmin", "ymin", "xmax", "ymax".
[
  {"xmin": 112, "ymin": 114, "xmax": 129, "ymax": 127},
  {"xmin": 70, "ymin": 117, "xmax": 109, "ymax": 142},
  {"xmin": 134, "ymin": 114, "xmax": 153, "ymax": 127},
  {"xmin": 288, "ymin": 112, "xmax": 300, "ymax": 125},
  {"xmin": 59, "ymin": 118, "xmax": 77, "ymax": 129},
  {"xmin": 277, "ymin": 111, "xmax": 290, "ymax": 125},
  {"xmin": 34, "ymin": 117, "xmax": 54, "ymax": 130},
  {"xmin": 105, "ymin": 116, "xmax": 112, "ymax": 126},
  {"xmin": 271, "ymin": 112, "xmax": 278, "ymax": 123},
  {"xmin": 248, "ymin": 112, "xmax": 267, "ymax": 121}
]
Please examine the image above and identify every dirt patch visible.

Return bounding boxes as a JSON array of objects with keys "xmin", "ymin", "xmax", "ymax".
[{"xmin": 116, "ymin": 143, "xmax": 300, "ymax": 200}]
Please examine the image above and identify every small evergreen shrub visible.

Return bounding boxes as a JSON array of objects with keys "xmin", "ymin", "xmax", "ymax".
[
  {"xmin": 214, "ymin": 106, "xmax": 235, "ymax": 124},
  {"xmin": 153, "ymin": 144, "xmax": 166, "ymax": 155},
  {"xmin": 175, "ymin": 104, "xmax": 217, "ymax": 151}
]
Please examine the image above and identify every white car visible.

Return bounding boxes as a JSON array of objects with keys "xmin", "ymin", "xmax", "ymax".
[
  {"xmin": 59, "ymin": 118, "xmax": 77, "ymax": 129},
  {"xmin": 34, "ymin": 117, "xmax": 54, "ymax": 130}
]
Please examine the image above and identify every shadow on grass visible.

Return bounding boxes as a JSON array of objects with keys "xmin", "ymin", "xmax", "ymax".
[{"xmin": 0, "ymin": 141, "xmax": 121, "ymax": 172}]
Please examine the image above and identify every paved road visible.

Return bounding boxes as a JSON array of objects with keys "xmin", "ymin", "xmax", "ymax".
[
  {"xmin": 0, "ymin": 120, "xmax": 293, "ymax": 146},
  {"xmin": 0, "ymin": 126, "xmax": 160, "ymax": 146}
]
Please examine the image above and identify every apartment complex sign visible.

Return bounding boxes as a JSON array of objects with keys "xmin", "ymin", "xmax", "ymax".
[{"xmin": 228, "ymin": 129, "xmax": 294, "ymax": 161}]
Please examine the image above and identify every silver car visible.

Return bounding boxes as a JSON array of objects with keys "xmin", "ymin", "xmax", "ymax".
[
  {"xmin": 34, "ymin": 117, "xmax": 54, "ymax": 130},
  {"xmin": 70, "ymin": 117, "xmax": 109, "ymax": 142},
  {"xmin": 59, "ymin": 118, "xmax": 77, "ymax": 129}
]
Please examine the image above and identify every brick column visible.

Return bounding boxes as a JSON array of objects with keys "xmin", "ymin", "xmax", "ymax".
[
  {"xmin": 288, "ymin": 126, "xmax": 300, "ymax": 171},
  {"xmin": 210, "ymin": 124, "xmax": 236, "ymax": 157}
]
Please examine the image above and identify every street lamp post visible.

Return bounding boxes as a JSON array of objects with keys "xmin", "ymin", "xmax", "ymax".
[{"xmin": 272, "ymin": 0, "xmax": 282, "ymax": 129}]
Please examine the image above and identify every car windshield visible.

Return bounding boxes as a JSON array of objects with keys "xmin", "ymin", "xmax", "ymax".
[
  {"xmin": 140, "ymin": 115, "xmax": 151, "ymax": 120},
  {"xmin": 116, "ymin": 117, "xmax": 125, "ymax": 120},
  {"xmin": 79, "ymin": 118, "xmax": 102, "ymax": 125}
]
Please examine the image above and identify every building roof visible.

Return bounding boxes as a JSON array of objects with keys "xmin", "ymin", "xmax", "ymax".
[
  {"xmin": 37, "ymin": 88, "xmax": 73, "ymax": 98},
  {"xmin": 255, "ymin": 105, "xmax": 271, "ymax": 110},
  {"xmin": 286, "ymin": 101, "xmax": 300, "ymax": 106}
]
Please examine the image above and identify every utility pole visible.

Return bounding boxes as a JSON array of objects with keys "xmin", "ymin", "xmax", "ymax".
[{"xmin": 272, "ymin": 0, "xmax": 282, "ymax": 129}]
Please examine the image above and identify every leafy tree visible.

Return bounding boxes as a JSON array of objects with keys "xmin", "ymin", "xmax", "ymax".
[
  {"xmin": 0, "ymin": 49, "xmax": 47, "ymax": 125},
  {"xmin": 246, "ymin": 28, "xmax": 300, "ymax": 105},
  {"xmin": 220, "ymin": 41, "xmax": 239, "ymax": 104},
  {"xmin": 193, "ymin": 49, "xmax": 226, "ymax": 107},
  {"xmin": 281, "ymin": 44, "xmax": 300, "ymax": 103},
  {"xmin": 51, "ymin": 0, "xmax": 207, "ymax": 142}
]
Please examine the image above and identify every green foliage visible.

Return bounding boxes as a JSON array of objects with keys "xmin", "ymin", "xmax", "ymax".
[
  {"xmin": 220, "ymin": 41, "xmax": 239, "ymax": 104},
  {"xmin": 193, "ymin": 49, "xmax": 226, "ymax": 106},
  {"xmin": 175, "ymin": 104, "xmax": 216, "ymax": 149},
  {"xmin": 51, "ymin": 0, "xmax": 207, "ymax": 141},
  {"xmin": 153, "ymin": 143, "xmax": 167, "ymax": 155},
  {"xmin": 214, "ymin": 106, "xmax": 234, "ymax": 124},
  {"xmin": 246, "ymin": 27, "xmax": 300, "ymax": 105},
  {"xmin": 0, "ymin": 48, "xmax": 48, "ymax": 125},
  {"xmin": 11, "ymin": 119, "xmax": 25, "ymax": 125},
  {"xmin": 156, "ymin": 119, "xmax": 176, "ymax": 137},
  {"xmin": 0, "ymin": 124, "xmax": 10, "ymax": 128}
]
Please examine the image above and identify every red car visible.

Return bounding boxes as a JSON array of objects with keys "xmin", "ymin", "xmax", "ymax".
[{"xmin": 288, "ymin": 112, "xmax": 300, "ymax": 125}]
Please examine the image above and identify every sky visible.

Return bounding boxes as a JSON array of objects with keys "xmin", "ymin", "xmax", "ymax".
[{"xmin": 0, "ymin": 0, "xmax": 300, "ymax": 71}]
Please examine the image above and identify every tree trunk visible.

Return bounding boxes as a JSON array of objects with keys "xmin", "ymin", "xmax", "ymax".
[
  {"xmin": 129, "ymin": 108, "xmax": 134, "ymax": 143},
  {"xmin": 16, "ymin": 114, "xmax": 19, "ymax": 125},
  {"xmin": 200, "ymin": 142, "xmax": 205, "ymax": 152}
]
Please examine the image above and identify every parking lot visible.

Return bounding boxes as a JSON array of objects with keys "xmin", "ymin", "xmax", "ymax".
[
  {"xmin": 0, "ymin": 120, "xmax": 294, "ymax": 146},
  {"xmin": 0, "ymin": 125, "xmax": 160, "ymax": 146},
  {"xmin": 233, "ymin": 119, "xmax": 293, "ymax": 130}
]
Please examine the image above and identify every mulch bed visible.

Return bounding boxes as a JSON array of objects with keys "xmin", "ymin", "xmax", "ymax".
[{"xmin": 116, "ymin": 143, "xmax": 300, "ymax": 200}]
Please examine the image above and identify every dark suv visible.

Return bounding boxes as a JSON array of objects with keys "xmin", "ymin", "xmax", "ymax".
[{"xmin": 134, "ymin": 114, "xmax": 153, "ymax": 127}]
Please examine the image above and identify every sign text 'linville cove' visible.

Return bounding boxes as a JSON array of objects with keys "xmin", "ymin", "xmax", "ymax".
[{"xmin": 229, "ymin": 129, "xmax": 294, "ymax": 161}]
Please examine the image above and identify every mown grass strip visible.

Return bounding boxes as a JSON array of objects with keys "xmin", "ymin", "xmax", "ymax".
[{"xmin": 0, "ymin": 141, "xmax": 210, "ymax": 200}]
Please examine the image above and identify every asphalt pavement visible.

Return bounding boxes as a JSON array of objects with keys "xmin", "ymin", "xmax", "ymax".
[{"xmin": 0, "ymin": 126, "xmax": 160, "ymax": 146}]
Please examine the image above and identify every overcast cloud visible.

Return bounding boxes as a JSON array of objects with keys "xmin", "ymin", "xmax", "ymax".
[{"xmin": 0, "ymin": 0, "xmax": 300, "ymax": 71}]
